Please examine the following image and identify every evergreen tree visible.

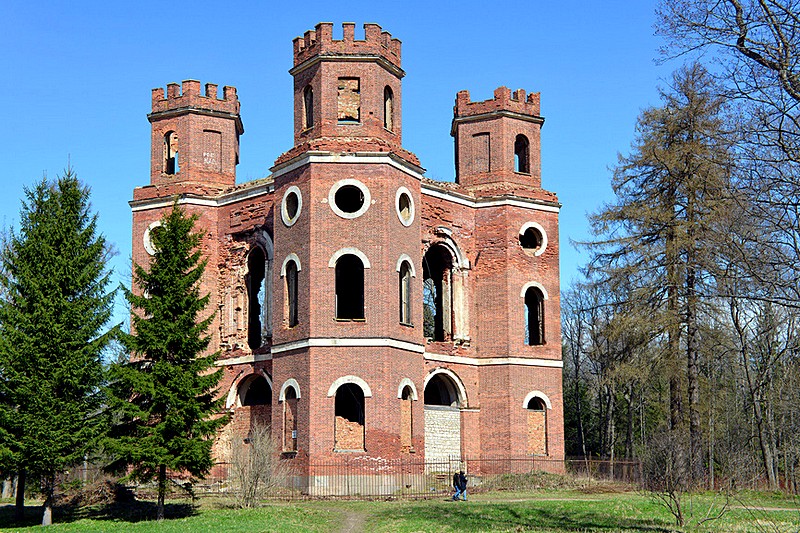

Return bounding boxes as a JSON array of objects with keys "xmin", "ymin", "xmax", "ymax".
[
  {"xmin": 0, "ymin": 170, "xmax": 114, "ymax": 526},
  {"xmin": 105, "ymin": 203, "xmax": 226, "ymax": 520}
]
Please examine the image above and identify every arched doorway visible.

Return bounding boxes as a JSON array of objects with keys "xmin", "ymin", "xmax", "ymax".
[{"xmin": 423, "ymin": 370, "xmax": 465, "ymax": 465}]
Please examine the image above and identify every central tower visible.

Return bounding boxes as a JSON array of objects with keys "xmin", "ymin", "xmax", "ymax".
[{"xmin": 270, "ymin": 23, "xmax": 425, "ymax": 463}]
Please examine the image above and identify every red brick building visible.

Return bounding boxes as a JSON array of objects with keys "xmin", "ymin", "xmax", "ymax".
[{"xmin": 131, "ymin": 23, "xmax": 563, "ymax": 485}]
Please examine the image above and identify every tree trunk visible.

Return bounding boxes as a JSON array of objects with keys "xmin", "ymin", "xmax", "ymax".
[
  {"xmin": 157, "ymin": 464, "xmax": 167, "ymax": 520},
  {"xmin": 686, "ymin": 264, "xmax": 703, "ymax": 486},
  {"xmin": 666, "ymin": 198, "xmax": 683, "ymax": 430},
  {"xmin": 41, "ymin": 474, "xmax": 54, "ymax": 526},
  {"xmin": 15, "ymin": 469, "xmax": 25, "ymax": 522},
  {"xmin": 625, "ymin": 383, "xmax": 634, "ymax": 459}
]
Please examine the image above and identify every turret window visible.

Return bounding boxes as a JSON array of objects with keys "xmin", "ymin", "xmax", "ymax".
[
  {"xmin": 338, "ymin": 78, "xmax": 360, "ymax": 123},
  {"xmin": 335, "ymin": 254, "xmax": 365, "ymax": 320},
  {"xmin": 303, "ymin": 85, "xmax": 314, "ymax": 129},
  {"xmin": 164, "ymin": 131, "xmax": 179, "ymax": 174},
  {"xmin": 399, "ymin": 260, "xmax": 413, "ymax": 325},
  {"xmin": 514, "ymin": 134, "xmax": 530, "ymax": 174},
  {"xmin": 384, "ymin": 86, "xmax": 394, "ymax": 131},
  {"xmin": 524, "ymin": 286, "xmax": 545, "ymax": 345}
]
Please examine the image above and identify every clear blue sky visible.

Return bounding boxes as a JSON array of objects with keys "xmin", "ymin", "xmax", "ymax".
[{"xmin": 1, "ymin": 0, "xmax": 671, "ymax": 325}]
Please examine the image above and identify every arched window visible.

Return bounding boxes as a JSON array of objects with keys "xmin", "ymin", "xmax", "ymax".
[
  {"xmin": 335, "ymin": 254, "xmax": 365, "ymax": 320},
  {"xmin": 526, "ymin": 396, "xmax": 547, "ymax": 455},
  {"xmin": 514, "ymin": 134, "xmax": 530, "ymax": 174},
  {"xmin": 423, "ymin": 245, "xmax": 454, "ymax": 341},
  {"xmin": 239, "ymin": 375, "xmax": 271, "ymax": 406},
  {"xmin": 399, "ymin": 261, "xmax": 412, "ymax": 324},
  {"xmin": 303, "ymin": 85, "xmax": 314, "ymax": 129},
  {"xmin": 525, "ymin": 286, "xmax": 545, "ymax": 345},
  {"xmin": 164, "ymin": 131, "xmax": 179, "ymax": 174},
  {"xmin": 384, "ymin": 86, "xmax": 394, "ymax": 131},
  {"xmin": 400, "ymin": 385, "xmax": 414, "ymax": 452},
  {"xmin": 283, "ymin": 386, "xmax": 298, "ymax": 452},
  {"xmin": 247, "ymin": 247, "xmax": 266, "ymax": 350},
  {"xmin": 334, "ymin": 383, "xmax": 365, "ymax": 451},
  {"xmin": 285, "ymin": 260, "xmax": 299, "ymax": 327}
]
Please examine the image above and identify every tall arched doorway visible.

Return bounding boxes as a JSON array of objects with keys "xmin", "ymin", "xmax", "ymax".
[{"xmin": 423, "ymin": 370, "xmax": 464, "ymax": 465}]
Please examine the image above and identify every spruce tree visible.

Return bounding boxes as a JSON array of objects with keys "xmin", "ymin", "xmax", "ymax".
[
  {"xmin": 0, "ymin": 170, "xmax": 114, "ymax": 526},
  {"xmin": 105, "ymin": 203, "xmax": 226, "ymax": 520}
]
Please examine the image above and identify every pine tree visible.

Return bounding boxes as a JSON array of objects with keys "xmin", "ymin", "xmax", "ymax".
[
  {"xmin": 0, "ymin": 170, "xmax": 114, "ymax": 526},
  {"xmin": 105, "ymin": 203, "xmax": 226, "ymax": 520}
]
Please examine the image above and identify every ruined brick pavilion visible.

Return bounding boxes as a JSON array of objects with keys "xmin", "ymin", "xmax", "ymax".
[{"xmin": 130, "ymin": 22, "xmax": 564, "ymax": 488}]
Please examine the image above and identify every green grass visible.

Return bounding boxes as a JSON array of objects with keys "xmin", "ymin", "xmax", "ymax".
[{"xmin": 1, "ymin": 490, "xmax": 799, "ymax": 532}]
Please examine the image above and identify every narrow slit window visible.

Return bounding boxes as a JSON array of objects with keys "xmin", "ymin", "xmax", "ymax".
[
  {"xmin": 514, "ymin": 134, "xmax": 530, "ymax": 174},
  {"xmin": 384, "ymin": 86, "xmax": 394, "ymax": 131},
  {"xmin": 303, "ymin": 85, "xmax": 314, "ymax": 129},
  {"xmin": 164, "ymin": 131, "xmax": 179, "ymax": 174},
  {"xmin": 286, "ymin": 260, "xmax": 299, "ymax": 327},
  {"xmin": 284, "ymin": 387, "xmax": 298, "ymax": 452},
  {"xmin": 399, "ymin": 261, "xmax": 412, "ymax": 324}
]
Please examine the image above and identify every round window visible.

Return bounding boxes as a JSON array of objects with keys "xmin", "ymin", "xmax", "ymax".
[
  {"xmin": 329, "ymin": 179, "xmax": 371, "ymax": 219},
  {"xmin": 281, "ymin": 186, "xmax": 303, "ymax": 226},
  {"xmin": 395, "ymin": 186, "xmax": 415, "ymax": 226},
  {"xmin": 519, "ymin": 222, "xmax": 547, "ymax": 256},
  {"xmin": 143, "ymin": 220, "xmax": 163, "ymax": 256}
]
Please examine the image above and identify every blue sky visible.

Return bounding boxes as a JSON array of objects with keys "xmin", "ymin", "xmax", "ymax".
[{"xmin": 1, "ymin": 0, "xmax": 670, "ymax": 324}]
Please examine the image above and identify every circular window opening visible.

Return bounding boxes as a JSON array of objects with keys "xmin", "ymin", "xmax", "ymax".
[
  {"xmin": 335, "ymin": 185, "xmax": 364, "ymax": 214},
  {"xmin": 520, "ymin": 228, "xmax": 542, "ymax": 251},
  {"xmin": 395, "ymin": 186, "xmax": 415, "ymax": 227},
  {"xmin": 143, "ymin": 221, "xmax": 163, "ymax": 256},
  {"xmin": 281, "ymin": 186, "xmax": 303, "ymax": 226},
  {"xmin": 286, "ymin": 191, "xmax": 299, "ymax": 220}
]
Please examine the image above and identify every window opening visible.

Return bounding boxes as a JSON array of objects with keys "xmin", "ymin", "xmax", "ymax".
[
  {"xmin": 334, "ymin": 185, "xmax": 365, "ymax": 214},
  {"xmin": 303, "ymin": 85, "xmax": 314, "ymax": 129},
  {"xmin": 422, "ymin": 245, "xmax": 453, "ymax": 341},
  {"xmin": 398, "ymin": 191, "xmax": 412, "ymax": 224},
  {"xmin": 519, "ymin": 227, "xmax": 543, "ymax": 252},
  {"xmin": 337, "ymin": 78, "xmax": 360, "ymax": 123},
  {"xmin": 526, "ymin": 396, "xmax": 547, "ymax": 455},
  {"xmin": 400, "ymin": 385, "xmax": 413, "ymax": 452},
  {"xmin": 399, "ymin": 261, "xmax": 412, "ymax": 324},
  {"xmin": 240, "ymin": 375, "xmax": 271, "ymax": 406},
  {"xmin": 284, "ymin": 387, "xmax": 298, "ymax": 452},
  {"xmin": 164, "ymin": 131, "xmax": 179, "ymax": 174},
  {"xmin": 384, "ymin": 86, "xmax": 394, "ymax": 131},
  {"xmin": 423, "ymin": 374, "xmax": 459, "ymax": 407},
  {"xmin": 335, "ymin": 254, "xmax": 365, "ymax": 320},
  {"xmin": 334, "ymin": 383, "xmax": 365, "ymax": 450},
  {"xmin": 286, "ymin": 190, "xmax": 299, "ymax": 221},
  {"xmin": 514, "ymin": 134, "xmax": 530, "ymax": 174},
  {"xmin": 524, "ymin": 287, "xmax": 545, "ymax": 345},
  {"xmin": 247, "ymin": 247, "xmax": 266, "ymax": 350},
  {"xmin": 286, "ymin": 260, "xmax": 299, "ymax": 327}
]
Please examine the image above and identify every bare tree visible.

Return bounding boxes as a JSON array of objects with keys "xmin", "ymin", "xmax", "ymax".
[{"xmin": 229, "ymin": 423, "xmax": 289, "ymax": 508}]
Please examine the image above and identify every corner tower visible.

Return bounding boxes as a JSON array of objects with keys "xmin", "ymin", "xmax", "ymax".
[
  {"xmin": 452, "ymin": 87, "xmax": 544, "ymax": 191},
  {"xmin": 148, "ymin": 80, "xmax": 243, "ymax": 190}
]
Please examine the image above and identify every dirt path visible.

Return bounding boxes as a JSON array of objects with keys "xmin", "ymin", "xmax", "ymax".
[{"xmin": 338, "ymin": 510, "xmax": 367, "ymax": 533}]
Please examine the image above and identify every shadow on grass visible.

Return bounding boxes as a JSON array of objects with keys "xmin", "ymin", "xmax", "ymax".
[
  {"xmin": 0, "ymin": 500, "xmax": 198, "ymax": 528},
  {"xmin": 374, "ymin": 501, "xmax": 675, "ymax": 532}
]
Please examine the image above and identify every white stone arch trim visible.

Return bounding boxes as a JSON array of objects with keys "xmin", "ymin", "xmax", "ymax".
[
  {"xmin": 143, "ymin": 220, "xmax": 163, "ymax": 256},
  {"xmin": 397, "ymin": 378, "xmax": 419, "ymax": 400},
  {"xmin": 432, "ymin": 227, "xmax": 469, "ymax": 269},
  {"xmin": 327, "ymin": 375, "xmax": 373, "ymax": 397},
  {"xmin": 255, "ymin": 229, "xmax": 275, "ymax": 259},
  {"xmin": 225, "ymin": 369, "xmax": 274, "ymax": 409},
  {"xmin": 279, "ymin": 378, "xmax": 301, "ymax": 402},
  {"xmin": 280, "ymin": 253, "xmax": 302, "ymax": 277},
  {"xmin": 519, "ymin": 221, "xmax": 548, "ymax": 257},
  {"xmin": 423, "ymin": 367, "xmax": 469, "ymax": 408},
  {"xmin": 328, "ymin": 247, "xmax": 371, "ymax": 269},
  {"xmin": 523, "ymin": 390, "xmax": 552, "ymax": 410},
  {"xmin": 395, "ymin": 254, "xmax": 416, "ymax": 276},
  {"xmin": 520, "ymin": 281, "xmax": 549, "ymax": 300}
]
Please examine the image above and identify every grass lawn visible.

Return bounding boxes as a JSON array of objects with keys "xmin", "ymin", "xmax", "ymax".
[{"xmin": 1, "ymin": 489, "xmax": 799, "ymax": 532}]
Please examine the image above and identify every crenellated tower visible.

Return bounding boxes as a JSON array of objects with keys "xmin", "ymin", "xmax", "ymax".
[
  {"xmin": 148, "ymin": 80, "xmax": 243, "ymax": 189},
  {"xmin": 285, "ymin": 22, "xmax": 409, "ymax": 161},
  {"xmin": 452, "ymin": 87, "xmax": 543, "ymax": 191}
]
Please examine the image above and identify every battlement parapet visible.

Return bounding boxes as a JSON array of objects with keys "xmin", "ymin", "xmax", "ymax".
[
  {"xmin": 151, "ymin": 79, "xmax": 240, "ymax": 115},
  {"xmin": 454, "ymin": 87, "xmax": 540, "ymax": 118},
  {"xmin": 293, "ymin": 22, "xmax": 401, "ymax": 69}
]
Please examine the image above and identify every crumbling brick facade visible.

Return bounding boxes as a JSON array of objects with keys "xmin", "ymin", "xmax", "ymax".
[{"xmin": 131, "ymin": 23, "xmax": 564, "ymax": 484}]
